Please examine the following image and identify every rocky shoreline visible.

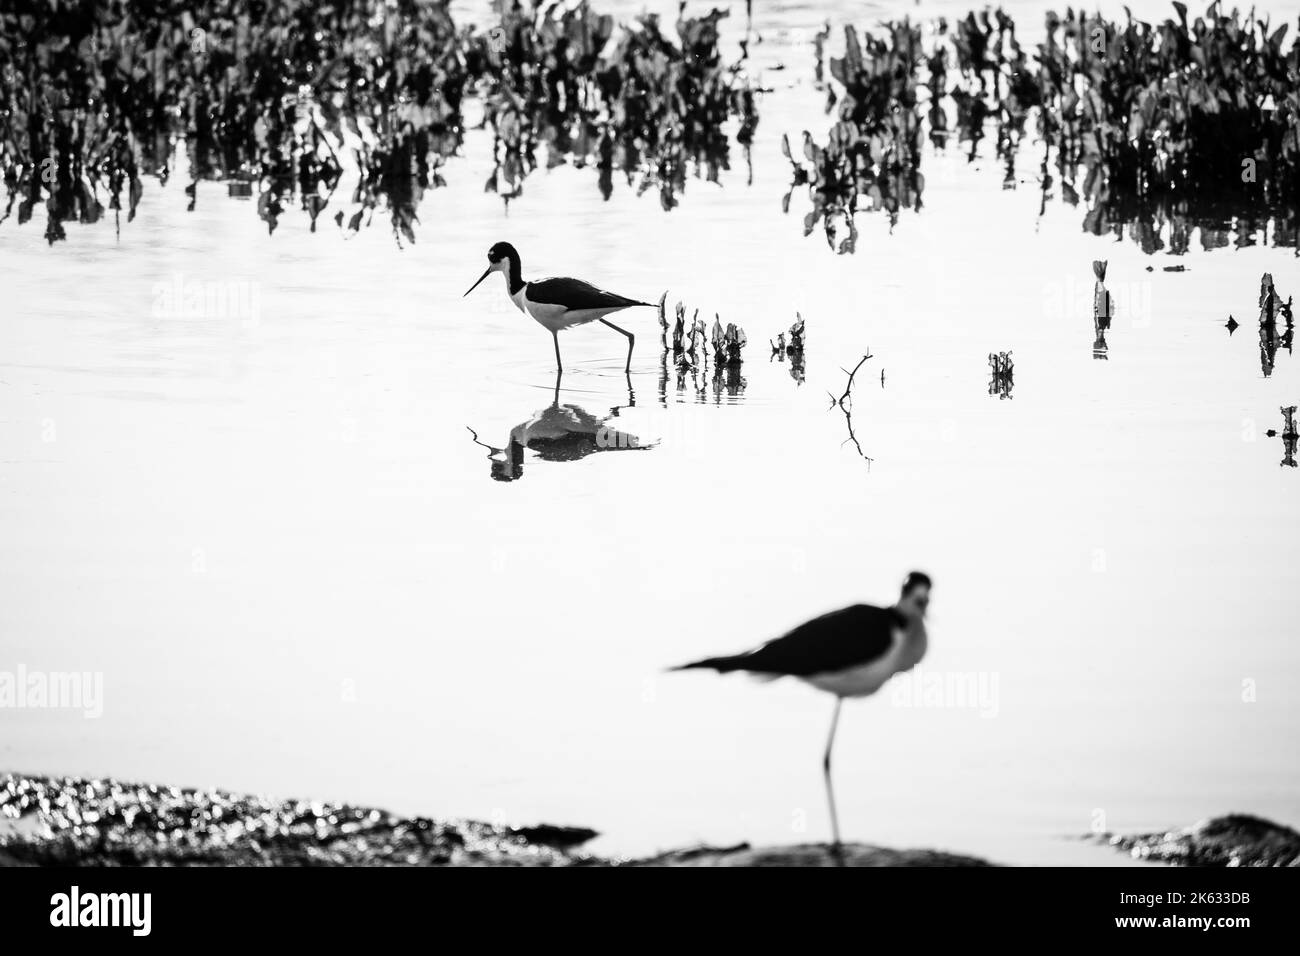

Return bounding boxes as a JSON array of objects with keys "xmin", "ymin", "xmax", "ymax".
[{"xmin": 3, "ymin": 773, "xmax": 1295, "ymax": 867}]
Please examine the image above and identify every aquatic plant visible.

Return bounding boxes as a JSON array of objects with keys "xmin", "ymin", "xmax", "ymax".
[
  {"xmin": 660, "ymin": 298, "xmax": 711, "ymax": 369},
  {"xmin": 1093, "ymin": 260, "xmax": 1113, "ymax": 360},
  {"xmin": 0, "ymin": 0, "xmax": 757, "ymax": 244},
  {"xmin": 1282, "ymin": 406, "xmax": 1298, "ymax": 435},
  {"xmin": 684, "ymin": 312, "xmax": 708, "ymax": 365},
  {"xmin": 0, "ymin": 0, "xmax": 469, "ymax": 245},
  {"xmin": 770, "ymin": 313, "xmax": 806, "ymax": 383},
  {"xmin": 654, "ymin": 299, "xmax": 745, "ymax": 400},
  {"xmin": 1277, "ymin": 406, "xmax": 1298, "ymax": 467},
  {"xmin": 1257, "ymin": 272, "xmax": 1294, "ymax": 378},
  {"xmin": 710, "ymin": 316, "xmax": 747, "ymax": 367},
  {"xmin": 787, "ymin": 313, "xmax": 806, "ymax": 353},
  {"xmin": 793, "ymin": 4, "xmax": 1300, "ymax": 254},
  {"xmin": 783, "ymin": 20, "xmax": 926, "ymax": 253},
  {"xmin": 473, "ymin": 0, "xmax": 757, "ymax": 210},
  {"xmin": 1033, "ymin": 4, "xmax": 1299, "ymax": 252},
  {"xmin": 988, "ymin": 350, "xmax": 1014, "ymax": 399}
]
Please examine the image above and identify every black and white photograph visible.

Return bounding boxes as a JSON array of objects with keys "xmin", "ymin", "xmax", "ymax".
[{"xmin": 1, "ymin": 0, "xmax": 1297, "ymax": 937}]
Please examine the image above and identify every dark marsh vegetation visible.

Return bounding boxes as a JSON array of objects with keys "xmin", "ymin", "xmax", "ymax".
[
  {"xmin": 988, "ymin": 349, "xmax": 1015, "ymax": 398},
  {"xmin": 0, "ymin": 0, "xmax": 757, "ymax": 244},
  {"xmin": 1257, "ymin": 271, "xmax": 1294, "ymax": 377},
  {"xmin": 476, "ymin": 1, "xmax": 757, "ymax": 209},
  {"xmin": 1273, "ymin": 404, "xmax": 1298, "ymax": 466},
  {"xmin": 791, "ymin": 3, "xmax": 1300, "ymax": 254},
  {"xmin": 656, "ymin": 294, "xmax": 749, "ymax": 401},
  {"xmin": 1092, "ymin": 259, "xmax": 1112, "ymax": 359},
  {"xmin": 5, "ymin": 1, "xmax": 1294, "ymax": 256},
  {"xmin": 771, "ymin": 312, "xmax": 807, "ymax": 384}
]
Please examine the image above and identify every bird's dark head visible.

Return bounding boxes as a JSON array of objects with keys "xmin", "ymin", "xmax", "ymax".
[
  {"xmin": 464, "ymin": 242, "xmax": 521, "ymax": 297},
  {"xmin": 486, "ymin": 241, "xmax": 519, "ymax": 265},
  {"xmin": 897, "ymin": 571, "xmax": 932, "ymax": 619}
]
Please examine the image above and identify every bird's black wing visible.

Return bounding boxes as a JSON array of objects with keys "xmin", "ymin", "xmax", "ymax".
[
  {"xmin": 677, "ymin": 604, "xmax": 902, "ymax": 676},
  {"xmin": 528, "ymin": 277, "xmax": 649, "ymax": 310}
]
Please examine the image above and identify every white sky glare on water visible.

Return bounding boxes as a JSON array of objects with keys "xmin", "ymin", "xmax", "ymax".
[{"xmin": 0, "ymin": 0, "xmax": 1298, "ymax": 864}]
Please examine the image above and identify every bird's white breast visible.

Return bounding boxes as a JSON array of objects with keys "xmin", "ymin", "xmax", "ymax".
[
  {"xmin": 801, "ymin": 624, "xmax": 927, "ymax": 699},
  {"xmin": 521, "ymin": 286, "xmax": 625, "ymax": 332}
]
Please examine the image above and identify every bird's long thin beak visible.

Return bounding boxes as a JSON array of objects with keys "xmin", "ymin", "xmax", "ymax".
[{"xmin": 464, "ymin": 266, "xmax": 492, "ymax": 297}]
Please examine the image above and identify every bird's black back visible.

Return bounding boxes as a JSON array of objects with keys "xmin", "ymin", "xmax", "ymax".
[
  {"xmin": 527, "ymin": 277, "xmax": 650, "ymax": 310},
  {"xmin": 678, "ymin": 604, "xmax": 902, "ymax": 676}
]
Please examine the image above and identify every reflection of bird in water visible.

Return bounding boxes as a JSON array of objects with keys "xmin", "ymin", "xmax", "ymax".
[
  {"xmin": 1093, "ymin": 323, "xmax": 1110, "ymax": 360},
  {"xmin": 467, "ymin": 374, "xmax": 655, "ymax": 482},
  {"xmin": 464, "ymin": 241, "xmax": 656, "ymax": 374},
  {"xmin": 671, "ymin": 572, "xmax": 933, "ymax": 864}
]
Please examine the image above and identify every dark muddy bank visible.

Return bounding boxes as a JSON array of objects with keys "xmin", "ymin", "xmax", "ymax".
[
  {"xmin": 0, "ymin": 772, "xmax": 596, "ymax": 866},
  {"xmin": 0, "ymin": 772, "xmax": 989, "ymax": 867},
  {"xmin": 4, "ymin": 773, "xmax": 1296, "ymax": 867},
  {"xmin": 1094, "ymin": 814, "xmax": 1300, "ymax": 867}
]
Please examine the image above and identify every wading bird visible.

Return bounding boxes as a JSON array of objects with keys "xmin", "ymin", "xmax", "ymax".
[
  {"xmin": 463, "ymin": 241, "xmax": 655, "ymax": 374},
  {"xmin": 671, "ymin": 572, "xmax": 932, "ymax": 863}
]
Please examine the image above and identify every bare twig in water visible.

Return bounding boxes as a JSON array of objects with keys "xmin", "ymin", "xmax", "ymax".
[
  {"xmin": 830, "ymin": 351, "xmax": 874, "ymax": 467},
  {"xmin": 837, "ymin": 353, "xmax": 871, "ymax": 406}
]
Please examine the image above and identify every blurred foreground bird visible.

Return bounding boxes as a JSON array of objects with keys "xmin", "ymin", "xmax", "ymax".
[{"xmin": 672, "ymin": 572, "xmax": 933, "ymax": 861}]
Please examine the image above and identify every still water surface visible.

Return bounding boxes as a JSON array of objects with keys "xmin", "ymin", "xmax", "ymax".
[{"xmin": 1, "ymin": 1, "xmax": 1298, "ymax": 863}]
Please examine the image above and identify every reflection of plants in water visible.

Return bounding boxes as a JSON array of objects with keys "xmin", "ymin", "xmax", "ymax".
[
  {"xmin": 466, "ymin": 375, "xmax": 652, "ymax": 482},
  {"xmin": 664, "ymin": 300, "xmax": 709, "ymax": 369},
  {"xmin": 1093, "ymin": 260, "xmax": 1113, "ymax": 360},
  {"xmin": 655, "ymin": 295, "xmax": 747, "ymax": 402},
  {"xmin": 1266, "ymin": 406, "xmax": 1298, "ymax": 468},
  {"xmin": 829, "ymin": 351, "xmax": 874, "ymax": 466},
  {"xmin": 475, "ymin": 1, "xmax": 757, "ymax": 210},
  {"xmin": 1283, "ymin": 407, "xmax": 1299, "ymax": 468},
  {"xmin": 1, "ymin": 0, "xmax": 757, "ymax": 244},
  {"xmin": 1258, "ymin": 272, "xmax": 1294, "ymax": 378},
  {"xmin": 771, "ymin": 312, "xmax": 807, "ymax": 384},
  {"xmin": 711, "ymin": 316, "xmax": 747, "ymax": 367},
  {"xmin": 1035, "ymin": 5, "xmax": 1298, "ymax": 253},
  {"xmin": 792, "ymin": 5, "xmax": 1300, "ymax": 254},
  {"xmin": 988, "ymin": 350, "xmax": 1014, "ymax": 399},
  {"xmin": 0, "ymin": 0, "xmax": 467, "ymax": 245},
  {"xmin": 782, "ymin": 20, "xmax": 926, "ymax": 253}
]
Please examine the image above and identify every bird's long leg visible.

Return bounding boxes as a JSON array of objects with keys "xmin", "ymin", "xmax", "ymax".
[
  {"xmin": 600, "ymin": 318, "xmax": 635, "ymax": 374},
  {"xmin": 552, "ymin": 330, "xmax": 563, "ymax": 375},
  {"xmin": 823, "ymin": 696, "xmax": 844, "ymax": 866}
]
